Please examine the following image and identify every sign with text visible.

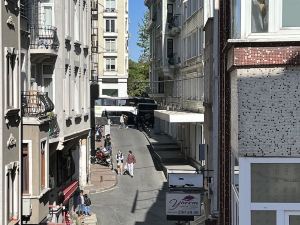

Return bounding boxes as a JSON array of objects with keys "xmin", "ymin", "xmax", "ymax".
[
  {"xmin": 168, "ymin": 173, "xmax": 203, "ymax": 188},
  {"xmin": 166, "ymin": 193, "xmax": 201, "ymax": 216}
]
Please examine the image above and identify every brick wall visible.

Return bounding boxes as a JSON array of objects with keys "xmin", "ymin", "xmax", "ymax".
[
  {"xmin": 231, "ymin": 67, "xmax": 300, "ymax": 157},
  {"xmin": 228, "ymin": 46, "xmax": 300, "ymax": 68}
]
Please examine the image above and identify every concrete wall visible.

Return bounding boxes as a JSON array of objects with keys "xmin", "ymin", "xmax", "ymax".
[
  {"xmin": 0, "ymin": 1, "xmax": 21, "ymax": 224},
  {"xmin": 231, "ymin": 67, "xmax": 300, "ymax": 157}
]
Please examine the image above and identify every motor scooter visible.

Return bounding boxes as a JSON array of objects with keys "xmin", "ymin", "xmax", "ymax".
[{"xmin": 93, "ymin": 148, "xmax": 111, "ymax": 167}]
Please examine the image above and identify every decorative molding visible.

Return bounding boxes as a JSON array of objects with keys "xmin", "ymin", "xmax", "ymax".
[{"xmin": 7, "ymin": 133, "xmax": 17, "ymax": 149}]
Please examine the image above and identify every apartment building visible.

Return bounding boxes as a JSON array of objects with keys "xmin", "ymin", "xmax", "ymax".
[
  {"xmin": 217, "ymin": 1, "xmax": 300, "ymax": 225},
  {"xmin": 145, "ymin": 0, "xmax": 205, "ymax": 169},
  {"xmin": 21, "ymin": 0, "xmax": 91, "ymax": 224},
  {"xmin": 0, "ymin": 1, "xmax": 22, "ymax": 224},
  {"xmin": 92, "ymin": 0, "xmax": 129, "ymax": 97}
]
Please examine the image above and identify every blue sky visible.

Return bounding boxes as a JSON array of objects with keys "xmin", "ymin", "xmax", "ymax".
[{"xmin": 128, "ymin": 0, "xmax": 147, "ymax": 62}]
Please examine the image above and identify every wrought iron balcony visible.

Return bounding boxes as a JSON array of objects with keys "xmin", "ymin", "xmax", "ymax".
[
  {"xmin": 21, "ymin": 91, "xmax": 54, "ymax": 118},
  {"xmin": 29, "ymin": 25, "xmax": 59, "ymax": 50},
  {"xmin": 48, "ymin": 114, "xmax": 60, "ymax": 139},
  {"xmin": 167, "ymin": 14, "xmax": 181, "ymax": 30},
  {"xmin": 168, "ymin": 53, "xmax": 181, "ymax": 66}
]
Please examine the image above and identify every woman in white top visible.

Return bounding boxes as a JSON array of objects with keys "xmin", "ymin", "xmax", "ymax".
[{"xmin": 116, "ymin": 150, "xmax": 124, "ymax": 175}]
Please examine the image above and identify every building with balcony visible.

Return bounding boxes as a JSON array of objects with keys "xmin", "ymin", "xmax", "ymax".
[
  {"xmin": 145, "ymin": 0, "xmax": 206, "ymax": 213},
  {"xmin": 20, "ymin": 0, "xmax": 91, "ymax": 224},
  {"xmin": 0, "ymin": 1, "xmax": 22, "ymax": 224},
  {"xmin": 93, "ymin": 0, "xmax": 129, "ymax": 97}
]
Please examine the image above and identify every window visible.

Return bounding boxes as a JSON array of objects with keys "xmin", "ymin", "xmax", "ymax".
[
  {"xmin": 43, "ymin": 65, "xmax": 54, "ymax": 103},
  {"xmin": 167, "ymin": 39, "xmax": 173, "ymax": 58},
  {"xmin": 105, "ymin": 0, "xmax": 116, "ymax": 11},
  {"xmin": 22, "ymin": 143, "xmax": 29, "ymax": 194},
  {"xmin": 105, "ymin": 58, "xmax": 116, "ymax": 71},
  {"xmin": 40, "ymin": 140, "xmax": 46, "ymax": 190},
  {"xmin": 74, "ymin": 67, "xmax": 81, "ymax": 113},
  {"xmin": 74, "ymin": 1, "xmax": 80, "ymax": 41},
  {"xmin": 5, "ymin": 48, "xmax": 18, "ymax": 109},
  {"xmin": 5, "ymin": 163, "xmax": 19, "ymax": 223},
  {"xmin": 64, "ymin": 65, "xmax": 70, "ymax": 115},
  {"xmin": 233, "ymin": 0, "xmax": 300, "ymax": 38},
  {"xmin": 251, "ymin": 163, "xmax": 300, "ymax": 203},
  {"xmin": 282, "ymin": 0, "xmax": 300, "ymax": 27},
  {"xmin": 251, "ymin": 0, "xmax": 269, "ymax": 33},
  {"xmin": 105, "ymin": 19, "xmax": 116, "ymax": 32},
  {"xmin": 251, "ymin": 210, "xmax": 276, "ymax": 225},
  {"xmin": 65, "ymin": 0, "xmax": 69, "ymax": 35},
  {"xmin": 105, "ymin": 39, "xmax": 116, "ymax": 52},
  {"xmin": 102, "ymin": 89, "xmax": 118, "ymax": 97},
  {"xmin": 191, "ymin": 32, "xmax": 197, "ymax": 57}
]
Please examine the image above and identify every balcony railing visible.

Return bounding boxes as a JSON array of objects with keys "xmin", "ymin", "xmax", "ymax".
[
  {"xmin": 30, "ymin": 25, "xmax": 59, "ymax": 50},
  {"xmin": 48, "ymin": 114, "xmax": 60, "ymax": 139},
  {"xmin": 168, "ymin": 53, "xmax": 181, "ymax": 66},
  {"xmin": 167, "ymin": 14, "xmax": 181, "ymax": 29},
  {"xmin": 21, "ymin": 91, "xmax": 54, "ymax": 118}
]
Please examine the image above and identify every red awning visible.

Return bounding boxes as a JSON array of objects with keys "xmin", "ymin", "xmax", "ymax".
[{"xmin": 63, "ymin": 180, "xmax": 79, "ymax": 204}]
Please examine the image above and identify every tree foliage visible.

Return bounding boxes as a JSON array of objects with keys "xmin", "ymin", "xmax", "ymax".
[
  {"xmin": 128, "ymin": 60, "xmax": 149, "ymax": 97},
  {"xmin": 137, "ymin": 11, "xmax": 150, "ymax": 63}
]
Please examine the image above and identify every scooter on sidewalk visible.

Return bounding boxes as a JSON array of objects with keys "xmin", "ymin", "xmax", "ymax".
[{"xmin": 92, "ymin": 148, "xmax": 112, "ymax": 167}]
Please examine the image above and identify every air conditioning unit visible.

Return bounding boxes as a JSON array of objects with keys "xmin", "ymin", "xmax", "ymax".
[{"xmin": 22, "ymin": 199, "xmax": 32, "ymax": 216}]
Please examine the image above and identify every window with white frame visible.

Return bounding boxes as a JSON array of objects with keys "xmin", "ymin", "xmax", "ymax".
[
  {"xmin": 191, "ymin": 32, "xmax": 197, "ymax": 58},
  {"xmin": 105, "ymin": 39, "xmax": 116, "ymax": 52},
  {"xmin": 105, "ymin": 58, "xmax": 116, "ymax": 71},
  {"xmin": 74, "ymin": 1, "xmax": 80, "ymax": 41},
  {"xmin": 65, "ymin": 0, "xmax": 70, "ymax": 35},
  {"xmin": 232, "ymin": 0, "xmax": 300, "ymax": 39},
  {"xmin": 105, "ymin": 19, "xmax": 116, "ymax": 32},
  {"xmin": 80, "ymin": 70, "xmax": 84, "ymax": 111},
  {"xmin": 40, "ymin": 140, "xmax": 47, "ymax": 190},
  {"xmin": 74, "ymin": 67, "xmax": 81, "ymax": 113},
  {"xmin": 105, "ymin": 0, "xmax": 116, "ymax": 12},
  {"xmin": 198, "ymin": 28, "xmax": 203, "ymax": 56},
  {"xmin": 5, "ymin": 48, "xmax": 18, "ymax": 110},
  {"xmin": 64, "ymin": 65, "xmax": 70, "ymax": 115},
  {"xmin": 5, "ymin": 162, "xmax": 19, "ymax": 223}
]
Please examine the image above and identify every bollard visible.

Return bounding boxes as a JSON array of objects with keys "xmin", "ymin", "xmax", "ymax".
[{"xmin": 100, "ymin": 176, "xmax": 103, "ymax": 182}]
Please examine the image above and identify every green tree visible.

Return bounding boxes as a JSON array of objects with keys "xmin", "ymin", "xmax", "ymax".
[
  {"xmin": 137, "ymin": 11, "xmax": 150, "ymax": 63},
  {"xmin": 128, "ymin": 60, "xmax": 149, "ymax": 97}
]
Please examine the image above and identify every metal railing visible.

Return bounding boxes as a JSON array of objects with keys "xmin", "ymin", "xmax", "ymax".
[
  {"xmin": 167, "ymin": 14, "xmax": 181, "ymax": 29},
  {"xmin": 29, "ymin": 25, "xmax": 59, "ymax": 50},
  {"xmin": 21, "ymin": 91, "xmax": 54, "ymax": 118},
  {"xmin": 168, "ymin": 53, "xmax": 181, "ymax": 65}
]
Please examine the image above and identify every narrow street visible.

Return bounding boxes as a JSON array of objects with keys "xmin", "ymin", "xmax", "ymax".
[{"xmin": 90, "ymin": 126, "xmax": 174, "ymax": 225}]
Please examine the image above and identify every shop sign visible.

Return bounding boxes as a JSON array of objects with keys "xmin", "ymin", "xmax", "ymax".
[{"xmin": 166, "ymin": 193, "xmax": 201, "ymax": 216}]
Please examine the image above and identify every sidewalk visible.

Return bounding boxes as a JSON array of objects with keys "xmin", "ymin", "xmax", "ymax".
[
  {"xmin": 83, "ymin": 136, "xmax": 117, "ymax": 194},
  {"xmin": 143, "ymin": 128, "xmax": 197, "ymax": 177}
]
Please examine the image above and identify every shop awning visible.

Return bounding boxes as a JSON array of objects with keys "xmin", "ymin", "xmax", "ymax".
[
  {"xmin": 63, "ymin": 180, "xmax": 79, "ymax": 204},
  {"xmin": 154, "ymin": 110, "xmax": 204, "ymax": 123}
]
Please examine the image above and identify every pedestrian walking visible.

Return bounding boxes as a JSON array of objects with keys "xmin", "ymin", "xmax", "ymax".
[
  {"xmin": 83, "ymin": 194, "xmax": 92, "ymax": 216},
  {"xmin": 78, "ymin": 190, "xmax": 85, "ymax": 215},
  {"xmin": 116, "ymin": 150, "xmax": 124, "ymax": 175},
  {"xmin": 119, "ymin": 114, "xmax": 125, "ymax": 129},
  {"xmin": 126, "ymin": 150, "xmax": 136, "ymax": 178}
]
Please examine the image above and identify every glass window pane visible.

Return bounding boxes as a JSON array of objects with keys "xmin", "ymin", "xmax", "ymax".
[
  {"xmin": 111, "ymin": 20, "xmax": 115, "ymax": 32},
  {"xmin": 231, "ymin": 0, "xmax": 241, "ymax": 38},
  {"xmin": 290, "ymin": 215, "xmax": 300, "ymax": 225},
  {"xmin": 251, "ymin": 0, "xmax": 269, "ymax": 33},
  {"xmin": 282, "ymin": 0, "xmax": 300, "ymax": 27},
  {"xmin": 106, "ymin": 20, "xmax": 109, "ymax": 32},
  {"xmin": 251, "ymin": 163, "xmax": 300, "ymax": 203},
  {"xmin": 251, "ymin": 211, "xmax": 276, "ymax": 225},
  {"xmin": 44, "ymin": 6, "xmax": 53, "ymax": 26}
]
